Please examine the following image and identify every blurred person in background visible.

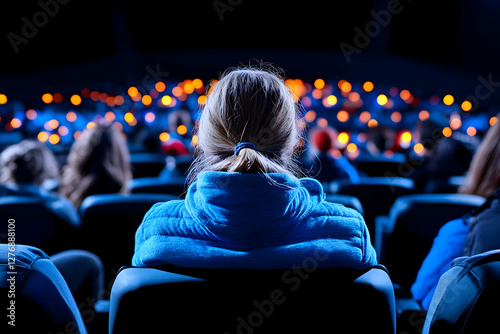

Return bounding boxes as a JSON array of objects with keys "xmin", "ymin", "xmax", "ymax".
[{"xmin": 60, "ymin": 122, "xmax": 132, "ymax": 208}]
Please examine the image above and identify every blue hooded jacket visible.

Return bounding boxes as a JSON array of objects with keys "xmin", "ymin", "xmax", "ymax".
[{"xmin": 132, "ymin": 171, "xmax": 377, "ymax": 269}]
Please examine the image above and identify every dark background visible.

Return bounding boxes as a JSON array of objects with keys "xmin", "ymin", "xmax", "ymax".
[{"xmin": 0, "ymin": 0, "xmax": 499, "ymax": 106}]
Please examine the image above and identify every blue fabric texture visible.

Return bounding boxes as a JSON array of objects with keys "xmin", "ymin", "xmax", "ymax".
[
  {"xmin": 410, "ymin": 218, "xmax": 469, "ymax": 310},
  {"xmin": 0, "ymin": 244, "xmax": 50, "ymax": 287},
  {"xmin": 132, "ymin": 171, "xmax": 377, "ymax": 269}
]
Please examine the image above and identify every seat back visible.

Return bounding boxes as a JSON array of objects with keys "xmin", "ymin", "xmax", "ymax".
[
  {"xmin": 109, "ymin": 265, "xmax": 396, "ymax": 334},
  {"xmin": 0, "ymin": 196, "xmax": 78, "ymax": 255},
  {"xmin": 424, "ymin": 250, "xmax": 500, "ymax": 334},
  {"xmin": 78, "ymin": 193, "xmax": 178, "ymax": 283},
  {"xmin": 352, "ymin": 153, "xmax": 406, "ymax": 177},
  {"xmin": 0, "ymin": 244, "xmax": 87, "ymax": 334},
  {"xmin": 331, "ymin": 177, "xmax": 415, "ymax": 238},
  {"xmin": 382, "ymin": 194, "xmax": 485, "ymax": 289},
  {"xmin": 130, "ymin": 152, "xmax": 166, "ymax": 178},
  {"xmin": 129, "ymin": 176, "xmax": 187, "ymax": 197}
]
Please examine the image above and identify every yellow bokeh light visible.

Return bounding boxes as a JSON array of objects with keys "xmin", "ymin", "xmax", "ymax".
[
  {"xmin": 183, "ymin": 82, "xmax": 195, "ymax": 94},
  {"xmin": 400, "ymin": 131, "xmax": 412, "ymax": 143},
  {"xmin": 0, "ymin": 94, "xmax": 7, "ymax": 104},
  {"xmin": 442, "ymin": 127, "xmax": 453, "ymax": 137},
  {"xmin": 198, "ymin": 95, "xmax": 206, "ymax": 105},
  {"xmin": 70, "ymin": 94, "xmax": 82, "ymax": 106},
  {"xmin": 42, "ymin": 93, "xmax": 53, "ymax": 104},
  {"xmin": 124, "ymin": 112, "xmax": 135, "ymax": 123},
  {"xmin": 340, "ymin": 81, "xmax": 352, "ymax": 93},
  {"xmin": 400, "ymin": 90, "xmax": 411, "ymax": 101},
  {"xmin": 38, "ymin": 131, "xmax": 49, "ymax": 142},
  {"xmin": 376, "ymin": 94, "xmax": 388, "ymax": 106},
  {"xmin": 490, "ymin": 116, "xmax": 498, "ymax": 126},
  {"xmin": 128, "ymin": 86, "xmax": 139, "ymax": 97},
  {"xmin": 327, "ymin": 95, "xmax": 338, "ymax": 106},
  {"xmin": 367, "ymin": 119, "xmax": 379, "ymax": 128},
  {"xmin": 10, "ymin": 118, "xmax": 22, "ymax": 129},
  {"xmin": 314, "ymin": 79, "xmax": 325, "ymax": 89},
  {"xmin": 391, "ymin": 111, "xmax": 402, "ymax": 123},
  {"xmin": 142, "ymin": 95, "xmax": 153, "ymax": 106},
  {"xmin": 155, "ymin": 82, "xmax": 166, "ymax": 93},
  {"xmin": 346, "ymin": 143, "xmax": 358, "ymax": 153},
  {"xmin": 159, "ymin": 132, "xmax": 170, "ymax": 142},
  {"xmin": 45, "ymin": 119, "xmax": 59, "ymax": 130},
  {"xmin": 87, "ymin": 122, "xmax": 96, "ymax": 129},
  {"xmin": 337, "ymin": 110, "xmax": 350, "ymax": 122},
  {"xmin": 192, "ymin": 79, "xmax": 203, "ymax": 89},
  {"xmin": 338, "ymin": 132, "xmax": 349, "ymax": 144},
  {"xmin": 161, "ymin": 95, "xmax": 172, "ymax": 106},
  {"xmin": 466, "ymin": 126, "xmax": 477, "ymax": 137},
  {"xmin": 48, "ymin": 134, "xmax": 60, "ymax": 145},
  {"xmin": 443, "ymin": 94, "xmax": 454, "ymax": 106},
  {"xmin": 414, "ymin": 143, "xmax": 425, "ymax": 155},
  {"xmin": 191, "ymin": 134, "xmax": 198, "ymax": 146},
  {"xmin": 177, "ymin": 125, "xmax": 188, "ymax": 135},
  {"xmin": 363, "ymin": 81, "xmax": 374, "ymax": 92},
  {"xmin": 461, "ymin": 100, "xmax": 472, "ymax": 112}
]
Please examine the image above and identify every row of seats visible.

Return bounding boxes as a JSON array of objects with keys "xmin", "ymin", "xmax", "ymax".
[{"xmin": 2, "ymin": 244, "xmax": 500, "ymax": 333}]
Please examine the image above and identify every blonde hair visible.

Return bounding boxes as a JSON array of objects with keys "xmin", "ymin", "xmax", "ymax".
[
  {"xmin": 459, "ymin": 120, "xmax": 500, "ymax": 198},
  {"xmin": 187, "ymin": 65, "xmax": 303, "ymax": 183},
  {"xmin": 60, "ymin": 122, "xmax": 132, "ymax": 207}
]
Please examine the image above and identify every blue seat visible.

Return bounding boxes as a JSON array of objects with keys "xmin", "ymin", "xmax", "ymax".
[
  {"xmin": 109, "ymin": 265, "xmax": 396, "ymax": 334},
  {"xmin": 353, "ymin": 152, "xmax": 406, "ymax": 177},
  {"xmin": 0, "ymin": 196, "xmax": 79, "ymax": 255},
  {"xmin": 0, "ymin": 244, "xmax": 87, "ymax": 334},
  {"xmin": 78, "ymin": 194, "xmax": 178, "ymax": 283},
  {"xmin": 325, "ymin": 194, "xmax": 364, "ymax": 216},
  {"xmin": 375, "ymin": 193, "xmax": 485, "ymax": 290},
  {"xmin": 129, "ymin": 176, "xmax": 187, "ymax": 198},
  {"xmin": 423, "ymin": 250, "xmax": 500, "ymax": 333},
  {"xmin": 330, "ymin": 177, "xmax": 416, "ymax": 241},
  {"xmin": 130, "ymin": 152, "xmax": 166, "ymax": 178}
]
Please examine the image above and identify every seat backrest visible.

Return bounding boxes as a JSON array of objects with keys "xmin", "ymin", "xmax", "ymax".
[
  {"xmin": 78, "ymin": 193, "xmax": 179, "ymax": 283},
  {"xmin": 325, "ymin": 194, "xmax": 364, "ymax": 216},
  {"xmin": 109, "ymin": 265, "xmax": 396, "ymax": 334},
  {"xmin": 129, "ymin": 176, "xmax": 187, "ymax": 197},
  {"xmin": 353, "ymin": 153, "xmax": 406, "ymax": 177},
  {"xmin": 382, "ymin": 194, "xmax": 485, "ymax": 289},
  {"xmin": 0, "ymin": 244, "xmax": 87, "ymax": 334},
  {"xmin": 0, "ymin": 196, "xmax": 79, "ymax": 255},
  {"xmin": 331, "ymin": 177, "xmax": 415, "ymax": 238},
  {"xmin": 424, "ymin": 250, "xmax": 500, "ymax": 334},
  {"xmin": 130, "ymin": 152, "xmax": 166, "ymax": 178}
]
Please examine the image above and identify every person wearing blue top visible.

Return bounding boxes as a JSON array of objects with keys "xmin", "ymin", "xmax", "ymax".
[{"xmin": 133, "ymin": 64, "xmax": 377, "ymax": 270}]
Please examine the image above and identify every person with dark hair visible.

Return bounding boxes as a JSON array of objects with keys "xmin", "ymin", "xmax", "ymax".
[
  {"xmin": 409, "ymin": 119, "xmax": 475, "ymax": 192},
  {"xmin": 304, "ymin": 126, "xmax": 359, "ymax": 183},
  {"xmin": 60, "ymin": 122, "xmax": 132, "ymax": 208},
  {"xmin": 133, "ymin": 65, "xmax": 376, "ymax": 269},
  {"xmin": 0, "ymin": 139, "xmax": 79, "ymax": 225},
  {"xmin": 411, "ymin": 120, "xmax": 500, "ymax": 310}
]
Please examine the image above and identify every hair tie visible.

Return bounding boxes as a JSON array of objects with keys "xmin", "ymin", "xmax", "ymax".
[{"xmin": 234, "ymin": 142, "xmax": 258, "ymax": 156}]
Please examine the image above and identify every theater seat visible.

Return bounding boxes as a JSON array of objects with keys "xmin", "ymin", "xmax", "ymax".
[
  {"xmin": 130, "ymin": 152, "xmax": 166, "ymax": 178},
  {"xmin": 0, "ymin": 196, "xmax": 79, "ymax": 255},
  {"xmin": 109, "ymin": 265, "xmax": 396, "ymax": 334},
  {"xmin": 0, "ymin": 244, "xmax": 87, "ymax": 334},
  {"xmin": 129, "ymin": 176, "xmax": 187, "ymax": 197},
  {"xmin": 325, "ymin": 194, "xmax": 364, "ymax": 216},
  {"xmin": 78, "ymin": 194, "xmax": 179, "ymax": 283},
  {"xmin": 423, "ymin": 250, "xmax": 500, "ymax": 334},
  {"xmin": 330, "ymin": 176, "xmax": 416, "ymax": 240},
  {"xmin": 375, "ymin": 193, "xmax": 485, "ymax": 290},
  {"xmin": 352, "ymin": 152, "xmax": 406, "ymax": 177}
]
